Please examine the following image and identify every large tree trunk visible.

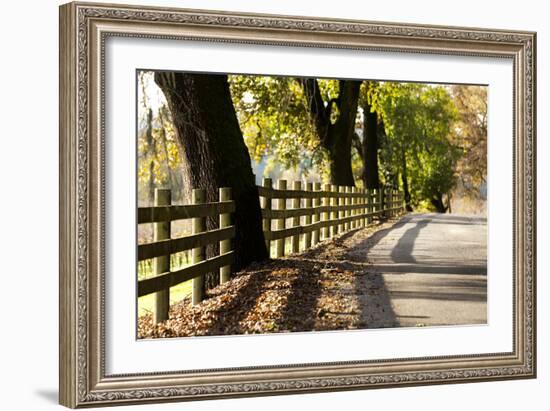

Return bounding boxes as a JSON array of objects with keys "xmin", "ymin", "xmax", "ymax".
[
  {"xmin": 154, "ymin": 72, "xmax": 268, "ymax": 290},
  {"xmin": 362, "ymin": 99, "xmax": 380, "ymax": 189},
  {"xmin": 401, "ymin": 150, "xmax": 413, "ymax": 212},
  {"xmin": 300, "ymin": 79, "xmax": 361, "ymax": 186}
]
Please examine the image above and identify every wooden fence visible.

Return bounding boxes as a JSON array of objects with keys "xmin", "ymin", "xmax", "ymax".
[
  {"xmin": 137, "ymin": 187, "xmax": 235, "ymax": 323},
  {"xmin": 138, "ymin": 182, "xmax": 404, "ymax": 324},
  {"xmin": 258, "ymin": 179, "xmax": 404, "ymax": 257}
]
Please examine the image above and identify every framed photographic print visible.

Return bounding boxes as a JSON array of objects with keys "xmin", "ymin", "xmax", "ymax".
[{"xmin": 59, "ymin": 1, "xmax": 537, "ymax": 408}]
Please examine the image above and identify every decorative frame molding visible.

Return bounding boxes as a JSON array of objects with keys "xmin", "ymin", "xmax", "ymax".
[{"xmin": 59, "ymin": 1, "xmax": 536, "ymax": 407}]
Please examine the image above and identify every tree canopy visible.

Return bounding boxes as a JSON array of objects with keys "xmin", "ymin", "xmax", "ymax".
[
  {"xmin": 371, "ymin": 82, "xmax": 460, "ymax": 211},
  {"xmin": 138, "ymin": 71, "xmax": 487, "ymax": 214}
]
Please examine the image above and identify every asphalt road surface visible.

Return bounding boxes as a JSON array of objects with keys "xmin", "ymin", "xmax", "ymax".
[{"xmin": 360, "ymin": 213, "xmax": 487, "ymax": 328}]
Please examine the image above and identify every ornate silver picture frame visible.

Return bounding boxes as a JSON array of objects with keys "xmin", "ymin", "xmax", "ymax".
[{"xmin": 59, "ymin": 1, "xmax": 536, "ymax": 407}]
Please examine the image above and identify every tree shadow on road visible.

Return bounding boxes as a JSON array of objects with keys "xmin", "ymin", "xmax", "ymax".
[
  {"xmin": 364, "ymin": 218, "xmax": 409, "ymax": 253},
  {"xmin": 390, "ymin": 219, "xmax": 429, "ymax": 263},
  {"xmin": 353, "ymin": 271, "xmax": 399, "ymax": 328},
  {"xmin": 339, "ymin": 234, "xmax": 399, "ymax": 329}
]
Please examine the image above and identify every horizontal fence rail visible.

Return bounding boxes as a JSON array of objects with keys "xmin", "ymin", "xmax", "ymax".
[
  {"xmin": 138, "ymin": 181, "xmax": 405, "ymax": 324},
  {"xmin": 138, "ymin": 251, "xmax": 234, "ymax": 298},
  {"xmin": 257, "ymin": 186, "xmax": 378, "ymax": 199},
  {"xmin": 137, "ymin": 201, "xmax": 235, "ymax": 224},
  {"xmin": 137, "ymin": 226, "xmax": 235, "ymax": 261}
]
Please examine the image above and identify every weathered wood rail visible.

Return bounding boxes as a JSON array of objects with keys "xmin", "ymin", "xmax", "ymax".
[{"xmin": 138, "ymin": 181, "xmax": 404, "ymax": 324}]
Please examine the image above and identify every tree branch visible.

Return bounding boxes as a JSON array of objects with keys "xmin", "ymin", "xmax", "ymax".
[
  {"xmin": 298, "ymin": 78, "xmax": 330, "ymax": 147},
  {"xmin": 325, "ymin": 97, "xmax": 339, "ymax": 120}
]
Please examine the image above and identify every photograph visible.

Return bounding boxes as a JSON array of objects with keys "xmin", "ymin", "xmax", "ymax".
[{"xmin": 135, "ymin": 71, "xmax": 488, "ymax": 339}]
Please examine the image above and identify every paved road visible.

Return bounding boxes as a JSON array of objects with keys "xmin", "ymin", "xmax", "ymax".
[{"xmin": 361, "ymin": 213, "xmax": 487, "ymax": 327}]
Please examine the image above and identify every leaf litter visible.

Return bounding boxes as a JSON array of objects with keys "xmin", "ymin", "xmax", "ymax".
[{"xmin": 138, "ymin": 219, "xmax": 400, "ymax": 339}]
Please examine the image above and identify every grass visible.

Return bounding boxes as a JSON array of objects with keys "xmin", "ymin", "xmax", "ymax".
[
  {"xmin": 137, "ymin": 251, "xmax": 193, "ymax": 317},
  {"xmin": 138, "ymin": 281, "xmax": 193, "ymax": 317}
]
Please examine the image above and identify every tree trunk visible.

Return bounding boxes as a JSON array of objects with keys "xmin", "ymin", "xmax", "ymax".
[
  {"xmin": 300, "ymin": 79, "xmax": 361, "ymax": 186},
  {"xmin": 362, "ymin": 99, "xmax": 380, "ymax": 189},
  {"xmin": 157, "ymin": 109, "xmax": 175, "ymax": 196},
  {"xmin": 154, "ymin": 72, "xmax": 268, "ymax": 290},
  {"xmin": 145, "ymin": 108, "xmax": 156, "ymax": 205},
  {"xmin": 431, "ymin": 193, "xmax": 448, "ymax": 213},
  {"xmin": 401, "ymin": 150, "xmax": 413, "ymax": 212},
  {"xmin": 159, "ymin": 104, "xmax": 188, "ymax": 202}
]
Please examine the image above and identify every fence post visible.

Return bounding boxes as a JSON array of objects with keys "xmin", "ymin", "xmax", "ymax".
[
  {"xmin": 392, "ymin": 188, "xmax": 395, "ymax": 218},
  {"xmin": 357, "ymin": 188, "xmax": 362, "ymax": 228},
  {"xmin": 291, "ymin": 181, "xmax": 301, "ymax": 253},
  {"xmin": 380, "ymin": 188, "xmax": 385, "ymax": 219},
  {"xmin": 192, "ymin": 188, "xmax": 206, "ymax": 305},
  {"xmin": 327, "ymin": 185, "xmax": 335, "ymax": 237},
  {"xmin": 275, "ymin": 179, "xmax": 287, "ymax": 257},
  {"xmin": 365, "ymin": 188, "xmax": 369, "ymax": 225},
  {"xmin": 357, "ymin": 188, "xmax": 365, "ymax": 228},
  {"xmin": 382, "ymin": 187, "xmax": 384, "ymax": 220},
  {"xmin": 152, "ymin": 188, "xmax": 171, "ymax": 324},
  {"xmin": 397, "ymin": 190, "xmax": 401, "ymax": 215},
  {"xmin": 312, "ymin": 182, "xmax": 321, "ymax": 246},
  {"xmin": 370, "ymin": 189, "xmax": 375, "ymax": 220},
  {"xmin": 351, "ymin": 187, "xmax": 357, "ymax": 229},
  {"xmin": 386, "ymin": 187, "xmax": 392, "ymax": 219},
  {"xmin": 364, "ymin": 189, "xmax": 368, "ymax": 225},
  {"xmin": 358, "ymin": 189, "xmax": 361, "ymax": 227},
  {"xmin": 362, "ymin": 188, "xmax": 366, "ymax": 227},
  {"xmin": 348, "ymin": 187, "xmax": 355, "ymax": 230},
  {"xmin": 355, "ymin": 188, "xmax": 363, "ymax": 228},
  {"xmin": 387, "ymin": 187, "xmax": 392, "ymax": 218},
  {"xmin": 322, "ymin": 183, "xmax": 330, "ymax": 240},
  {"xmin": 219, "ymin": 187, "xmax": 232, "ymax": 284},
  {"xmin": 398, "ymin": 190, "xmax": 401, "ymax": 215},
  {"xmin": 304, "ymin": 182, "xmax": 313, "ymax": 249},
  {"xmin": 373, "ymin": 188, "xmax": 379, "ymax": 220},
  {"xmin": 344, "ymin": 186, "xmax": 351, "ymax": 231},
  {"xmin": 338, "ymin": 186, "xmax": 345, "ymax": 233},
  {"xmin": 379, "ymin": 188, "xmax": 384, "ymax": 219},
  {"xmin": 366, "ymin": 188, "xmax": 372, "ymax": 226},
  {"xmin": 262, "ymin": 178, "xmax": 272, "ymax": 257},
  {"xmin": 390, "ymin": 189, "xmax": 394, "ymax": 218},
  {"xmin": 388, "ymin": 187, "xmax": 393, "ymax": 218}
]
